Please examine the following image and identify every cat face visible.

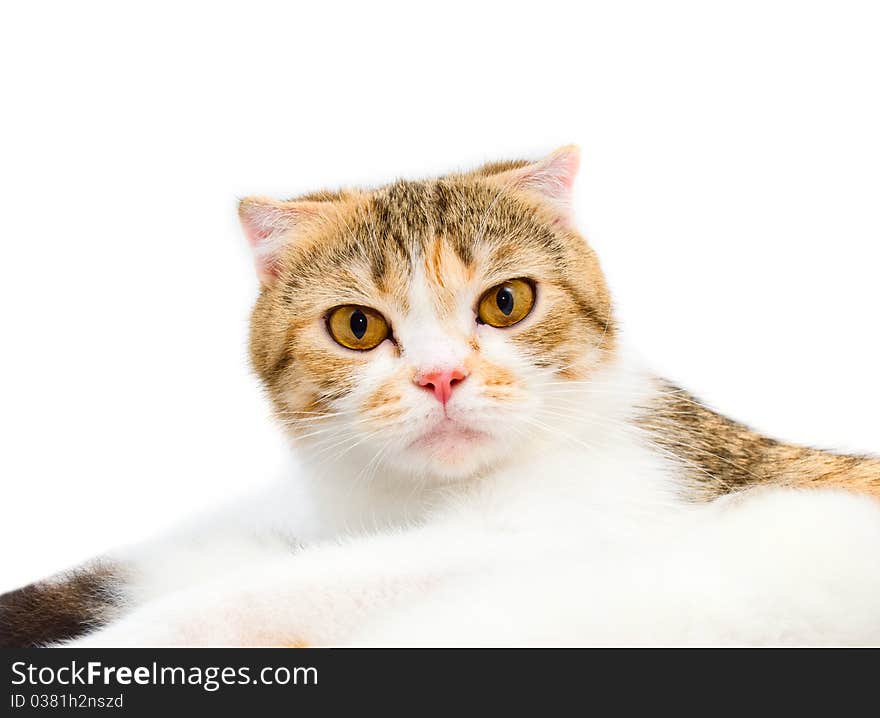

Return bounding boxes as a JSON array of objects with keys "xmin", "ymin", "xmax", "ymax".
[{"xmin": 242, "ymin": 147, "xmax": 616, "ymax": 481}]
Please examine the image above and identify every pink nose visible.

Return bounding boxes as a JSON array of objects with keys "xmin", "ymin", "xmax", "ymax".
[{"xmin": 416, "ymin": 368, "xmax": 468, "ymax": 405}]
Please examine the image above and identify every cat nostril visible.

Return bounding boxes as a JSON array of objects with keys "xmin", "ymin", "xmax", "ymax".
[{"xmin": 416, "ymin": 368, "xmax": 469, "ymax": 404}]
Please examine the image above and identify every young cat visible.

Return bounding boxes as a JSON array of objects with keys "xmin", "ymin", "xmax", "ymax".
[{"xmin": 2, "ymin": 147, "xmax": 879, "ymax": 647}]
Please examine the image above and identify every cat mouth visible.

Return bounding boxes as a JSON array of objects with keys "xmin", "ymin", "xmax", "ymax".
[{"xmin": 408, "ymin": 419, "xmax": 490, "ymax": 452}]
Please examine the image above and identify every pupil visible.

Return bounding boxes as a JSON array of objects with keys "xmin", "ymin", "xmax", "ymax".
[
  {"xmin": 350, "ymin": 310, "xmax": 368, "ymax": 339},
  {"xmin": 496, "ymin": 287, "xmax": 514, "ymax": 316}
]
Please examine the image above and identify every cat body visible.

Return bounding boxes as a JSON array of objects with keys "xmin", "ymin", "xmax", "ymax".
[{"xmin": 1, "ymin": 147, "xmax": 878, "ymax": 647}]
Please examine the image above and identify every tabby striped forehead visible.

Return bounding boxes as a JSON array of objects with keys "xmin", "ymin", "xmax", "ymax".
[{"xmin": 277, "ymin": 178, "xmax": 603, "ymax": 320}]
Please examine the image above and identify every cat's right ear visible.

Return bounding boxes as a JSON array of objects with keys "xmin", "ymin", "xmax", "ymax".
[
  {"xmin": 238, "ymin": 197, "xmax": 325, "ymax": 285},
  {"xmin": 483, "ymin": 146, "xmax": 581, "ymax": 221}
]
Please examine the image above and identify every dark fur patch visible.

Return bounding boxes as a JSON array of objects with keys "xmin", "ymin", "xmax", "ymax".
[
  {"xmin": 642, "ymin": 381, "xmax": 880, "ymax": 500},
  {"xmin": 0, "ymin": 563, "xmax": 123, "ymax": 647}
]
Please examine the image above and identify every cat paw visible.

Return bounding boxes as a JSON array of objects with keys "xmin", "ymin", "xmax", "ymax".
[{"xmin": 58, "ymin": 591, "xmax": 291, "ymax": 647}]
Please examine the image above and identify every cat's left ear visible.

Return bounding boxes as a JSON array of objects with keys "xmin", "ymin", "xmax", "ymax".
[
  {"xmin": 487, "ymin": 145, "xmax": 581, "ymax": 217},
  {"xmin": 238, "ymin": 197, "xmax": 326, "ymax": 285}
]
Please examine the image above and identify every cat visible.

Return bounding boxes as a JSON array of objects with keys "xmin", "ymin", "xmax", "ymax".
[{"xmin": 2, "ymin": 146, "xmax": 879, "ymax": 647}]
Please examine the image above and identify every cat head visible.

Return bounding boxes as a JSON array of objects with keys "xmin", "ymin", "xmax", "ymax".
[{"xmin": 240, "ymin": 147, "xmax": 616, "ymax": 481}]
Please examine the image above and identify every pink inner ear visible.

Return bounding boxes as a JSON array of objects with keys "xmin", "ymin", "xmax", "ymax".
[
  {"xmin": 243, "ymin": 221, "xmax": 274, "ymax": 248},
  {"xmin": 238, "ymin": 199, "xmax": 314, "ymax": 283},
  {"xmin": 240, "ymin": 203, "xmax": 289, "ymax": 250},
  {"xmin": 498, "ymin": 146, "xmax": 580, "ymax": 214},
  {"xmin": 514, "ymin": 146, "xmax": 581, "ymax": 207}
]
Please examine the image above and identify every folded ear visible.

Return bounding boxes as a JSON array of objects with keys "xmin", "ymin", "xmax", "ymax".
[
  {"xmin": 238, "ymin": 197, "xmax": 325, "ymax": 284},
  {"xmin": 486, "ymin": 145, "xmax": 581, "ymax": 217}
]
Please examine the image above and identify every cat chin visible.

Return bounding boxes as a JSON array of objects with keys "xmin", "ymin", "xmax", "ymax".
[
  {"xmin": 393, "ymin": 426, "xmax": 507, "ymax": 482},
  {"xmin": 408, "ymin": 422, "xmax": 488, "ymax": 452}
]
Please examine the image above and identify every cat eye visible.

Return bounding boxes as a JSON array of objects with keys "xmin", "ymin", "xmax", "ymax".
[
  {"xmin": 477, "ymin": 278, "xmax": 536, "ymax": 328},
  {"xmin": 327, "ymin": 305, "xmax": 390, "ymax": 351}
]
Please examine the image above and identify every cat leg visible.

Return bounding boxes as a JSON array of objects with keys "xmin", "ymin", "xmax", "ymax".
[
  {"xmin": 0, "ymin": 480, "xmax": 310, "ymax": 647},
  {"xmin": 59, "ymin": 527, "xmax": 485, "ymax": 647}
]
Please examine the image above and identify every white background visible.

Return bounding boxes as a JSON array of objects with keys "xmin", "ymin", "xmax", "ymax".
[{"xmin": 1, "ymin": 1, "xmax": 878, "ymax": 591}]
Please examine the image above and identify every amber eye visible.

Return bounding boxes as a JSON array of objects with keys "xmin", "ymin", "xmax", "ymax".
[
  {"xmin": 477, "ymin": 278, "xmax": 536, "ymax": 328},
  {"xmin": 326, "ymin": 305, "xmax": 390, "ymax": 351}
]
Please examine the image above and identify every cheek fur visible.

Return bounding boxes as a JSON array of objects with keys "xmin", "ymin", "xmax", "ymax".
[
  {"xmin": 361, "ymin": 375, "xmax": 406, "ymax": 424},
  {"xmin": 294, "ymin": 346, "xmax": 358, "ymax": 397},
  {"xmin": 270, "ymin": 335, "xmax": 368, "ymax": 427},
  {"xmin": 469, "ymin": 356, "xmax": 519, "ymax": 402},
  {"xmin": 507, "ymin": 285, "xmax": 611, "ymax": 377}
]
